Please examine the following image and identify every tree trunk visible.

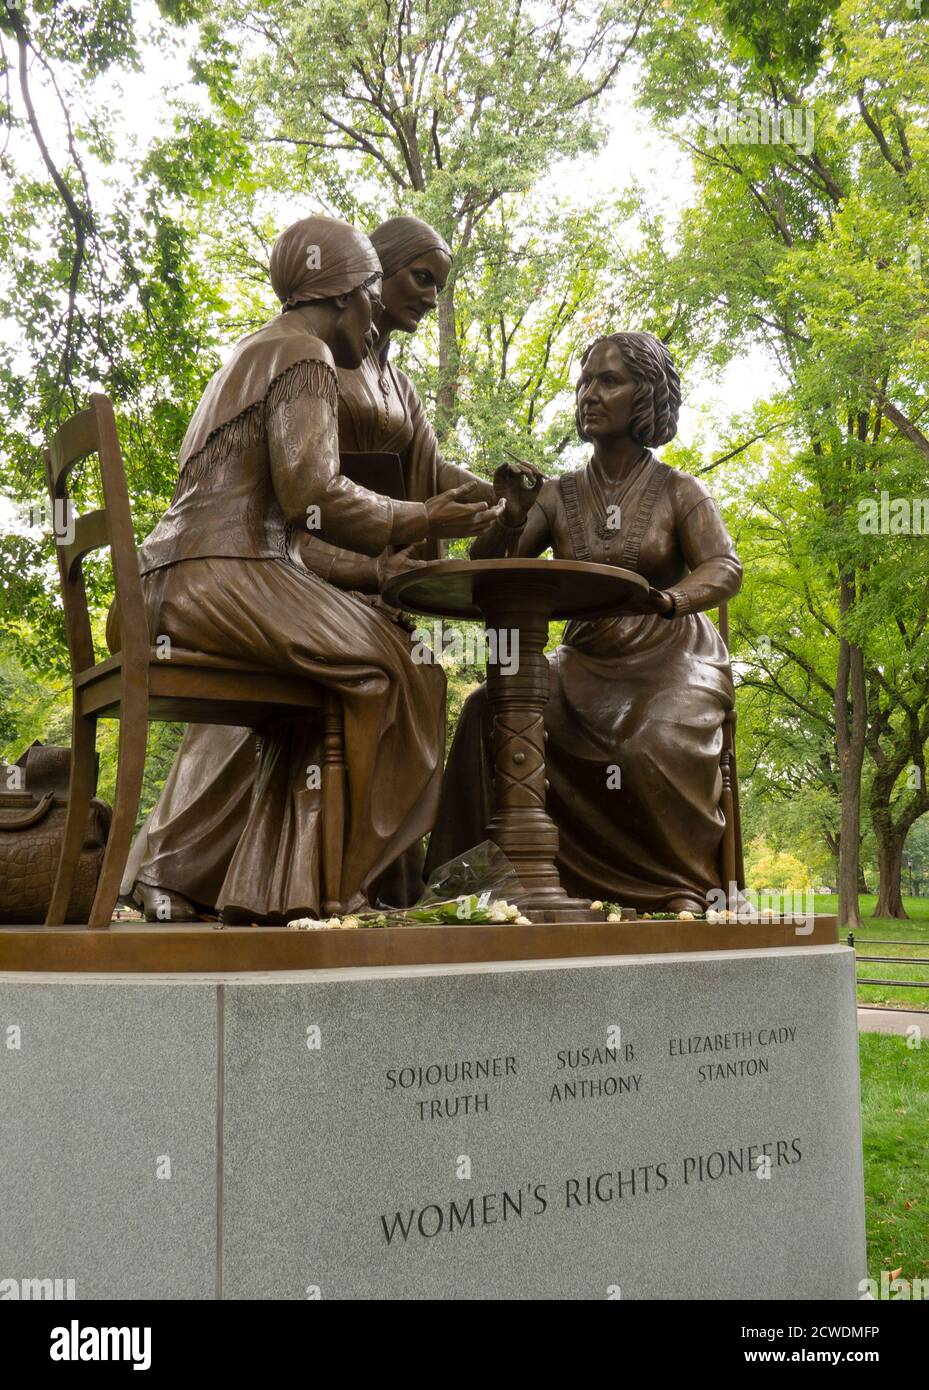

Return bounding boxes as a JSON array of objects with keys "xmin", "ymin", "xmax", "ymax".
[
  {"xmin": 864, "ymin": 703, "xmax": 929, "ymax": 919},
  {"xmin": 835, "ymin": 582, "xmax": 866, "ymax": 931},
  {"xmin": 435, "ymin": 210, "xmax": 479, "ymax": 443},
  {"xmin": 873, "ymin": 829, "xmax": 907, "ymax": 918},
  {"xmin": 435, "ymin": 279, "xmax": 459, "ymax": 442},
  {"xmin": 857, "ymin": 863, "xmax": 869, "ymax": 895}
]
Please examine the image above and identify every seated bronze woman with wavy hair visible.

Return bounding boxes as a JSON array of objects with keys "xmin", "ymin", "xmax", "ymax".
[{"xmin": 425, "ymin": 331, "xmax": 743, "ymax": 915}]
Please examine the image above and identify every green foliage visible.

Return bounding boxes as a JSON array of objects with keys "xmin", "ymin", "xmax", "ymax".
[
  {"xmin": 627, "ymin": 0, "xmax": 929, "ymax": 910},
  {"xmin": 744, "ymin": 834, "xmax": 813, "ymax": 889},
  {"xmin": 0, "ymin": 2, "xmax": 228, "ymax": 690},
  {"xmin": 902, "ymin": 815, "xmax": 929, "ymax": 893},
  {"xmin": 185, "ymin": 0, "xmax": 645, "ymax": 460}
]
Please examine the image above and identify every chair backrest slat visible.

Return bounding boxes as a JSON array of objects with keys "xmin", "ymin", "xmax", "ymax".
[
  {"xmin": 46, "ymin": 394, "xmax": 150, "ymax": 685},
  {"xmin": 60, "ymin": 509, "xmax": 110, "ymax": 581},
  {"xmin": 47, "ymin": 408, "xmax": 99, "ymax": 493}
]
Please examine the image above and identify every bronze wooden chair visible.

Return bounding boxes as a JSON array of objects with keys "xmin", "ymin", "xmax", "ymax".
[
  {"xmin": 45, "ymin": 393, "xmax": 347, "ymax": 929},
  {"xmin": 716, "ymin": 601, "xmax": 745, "ymax": 898}
]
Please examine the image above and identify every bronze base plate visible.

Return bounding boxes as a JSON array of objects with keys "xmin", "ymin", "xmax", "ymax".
[{"xmin": 0, "ymin": 916, "xmax": 838, "ymax": 972}]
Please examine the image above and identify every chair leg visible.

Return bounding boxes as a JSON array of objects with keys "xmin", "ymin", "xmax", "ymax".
[
  {"xmin": 725, "ymin": 711, "xmax": 745, "ymax": 890},
  {"xmin": 321, "ymin": 693, "xmax": 346, "ymax": 916},
  {"xmin": 87, "ymin": 693, "xmax": 149, "ymax": 929},
  {"xmin": 46, "ymin": 708, "xmax": 99, "ymax": 926},
  {"xmin": 720, "ymin": 748, "xmax": 737, "ymax": 906},
  {"xmin": 719, "ymin": 709, "xmax": 742, "ymax": 907}
]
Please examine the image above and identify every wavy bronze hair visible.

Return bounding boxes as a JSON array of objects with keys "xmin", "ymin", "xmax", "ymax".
[{"xmin": 576, "ymin": 331, "xmax": 681, "ymax": 447}]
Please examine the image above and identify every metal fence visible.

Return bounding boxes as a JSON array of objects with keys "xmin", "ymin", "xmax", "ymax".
[{"xmin": 847, "ymin": 932, "xmax": 929, "ymax": 989}]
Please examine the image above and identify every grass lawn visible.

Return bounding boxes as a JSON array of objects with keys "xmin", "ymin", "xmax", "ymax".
[
  {"xmin": 810, "ymin": 897, "xmax": 928, "ymax": 1282},
  {"xmin": 814, "ymin": 893, "xmax": 929, "ymax": 1011},
  {"xmin": 859, "ymin": 1032, "xmax": 929, "ymax": 1285}
]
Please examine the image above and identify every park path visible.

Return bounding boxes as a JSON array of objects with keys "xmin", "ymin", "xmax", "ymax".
[{"xmin": 858, "ymin": 1007, "xmax": 927, "ymax": 1035}]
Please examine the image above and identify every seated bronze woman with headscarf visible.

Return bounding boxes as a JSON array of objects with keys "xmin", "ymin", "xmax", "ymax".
[
  {"xmin": 123, "ymin": 215, "xmax": 501, "ymax": 921},
  {"xmin": 130, "ymin": 214, "xmax": 498, "ymax": 923},
  {"xmin": 425, "ymin": 332, "xmax": 743, "ymax": 914}
]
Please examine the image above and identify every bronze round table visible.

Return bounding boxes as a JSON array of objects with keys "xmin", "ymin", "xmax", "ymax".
[{"xmin": 383, "ymin": 558, "xmax": 652, "ymax": 922}]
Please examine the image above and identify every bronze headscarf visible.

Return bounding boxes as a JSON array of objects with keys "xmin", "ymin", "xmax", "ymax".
[
  {"xmin": 270, "ymin": 214, "xmax": 382, "ymax": 309},
  {"xmin": 369, "ymin": 216, "xmax": 451, "ymax": 280},
  {"xmin": 178, "ymin": 216, "xmax": 382, "ymax": 470}
]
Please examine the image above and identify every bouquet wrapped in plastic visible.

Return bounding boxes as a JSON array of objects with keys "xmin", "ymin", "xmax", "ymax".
[{"xmin": 288, "ymin": 842, "xmax": 528, "ymax": 929}]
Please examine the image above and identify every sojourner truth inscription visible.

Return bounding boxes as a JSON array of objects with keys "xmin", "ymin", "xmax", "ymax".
[{"xmin": 381, "ymin": 1018, "xmax": 799, "ymax": 1123}]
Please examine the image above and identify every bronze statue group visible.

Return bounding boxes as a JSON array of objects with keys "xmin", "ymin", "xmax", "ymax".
[{"xmin": 120, "ymin": 213, "xmax": 742, "ymax": 924}]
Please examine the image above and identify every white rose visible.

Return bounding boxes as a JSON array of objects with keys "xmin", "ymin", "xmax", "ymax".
[
  {"xmin": 515, "ymin": 915, "xmax": 531, "ymax": 925},
  {"xmin": 325, "ymin": 917, "xmax": 342, "ymax": 930},
  {"xmin": 590, "ymin": 900, "xmax": 604, "ymax": 911},
  {"xmin": 678, "ymin": 910, "xmax": 695, "ymax": 920},
  {"xmin": 488, "ymin": 910, "xmax": 508, "ymax": 923},
  {"xmin": 341, "ymin": 915, "xmax": 360, "ymax": 930},
  {"xmin": 505, "ymin": 903, "xmax": 520, "ymax": 921},
  {"xmin": 607, "ymin": 912, "xmax": 622, "ymax": 923},
  {"xmin": 705, "ymin": 909, "xmax": 720, "ymax": 923}
]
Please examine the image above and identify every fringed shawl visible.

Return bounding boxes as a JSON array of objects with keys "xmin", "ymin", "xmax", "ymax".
[{"xmin": 177, "ymin": 317, "xmax": 338, "ymax": 479}]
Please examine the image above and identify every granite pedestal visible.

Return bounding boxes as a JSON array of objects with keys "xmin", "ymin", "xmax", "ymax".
[{"xmin": 0, "ymin": 944, "xmax": 866, "ymax": 1300}]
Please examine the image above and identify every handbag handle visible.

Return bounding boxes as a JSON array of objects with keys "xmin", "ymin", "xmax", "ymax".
[{"xmin": 0, "ymin": 791, "xmax": 55, "ymax": 830}]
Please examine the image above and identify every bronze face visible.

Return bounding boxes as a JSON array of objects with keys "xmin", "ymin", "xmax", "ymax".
[
  {"xmin": 575, "ymin": 341, "xmax": 637, "ymax": 442},
  {"xmin": 333, "ymin": 277, "xmax": 383, "ymax": 369},
  {"xmin": 381, "ymin": 249, "xmax": 451, "ymax": 333}
]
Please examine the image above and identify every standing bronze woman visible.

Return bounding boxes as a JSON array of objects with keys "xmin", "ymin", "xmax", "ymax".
[
  {"xmin": 121, "ymin": 213, "xmax": 499, "ymax": 924},
  {"xmin": 123, "ymin": 216, "xmax": 497, "ymax": 920},
  {"xmin": 426, "ymin": 332, "xmax": 743, "ymax": 913}
]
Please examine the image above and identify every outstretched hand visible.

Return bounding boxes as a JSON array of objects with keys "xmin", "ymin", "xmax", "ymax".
[
  {"xmin": 425, "ymin": 485, "xmax": 506, "ymax": 540},
  {"xmin": 377, "ymin": 545, "xmax": 426, "ymax": 591},
  {"xmin": 493, "ymin": 459, "xmax": 545, "ymax": 526}
]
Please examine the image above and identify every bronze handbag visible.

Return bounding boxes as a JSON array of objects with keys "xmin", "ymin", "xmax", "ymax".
[{"xmin": 0, "ymin": 743, "xmax": 111, "ymax": 924}]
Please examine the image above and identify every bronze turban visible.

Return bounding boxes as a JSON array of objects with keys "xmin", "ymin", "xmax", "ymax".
[
  {"xmin": 369, "ymin": 216, "xmax": 451, "ymax": 280},
  {"xmin": 176, "ymin": 215, "xmax": 381, "ymax": 469},
  {"xmin": 270, "ymin": 215, "xmax": 382, "ymax": 310}
]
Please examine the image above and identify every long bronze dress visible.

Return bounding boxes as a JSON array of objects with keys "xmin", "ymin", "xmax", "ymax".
[
  {"xmin": 122, "ymin": 342, "xmax": 489, "ymax": 913},
  {"xmin": 129, "ymin": 313, "xmax": 460, "ymax": 922},
  {"xmin": 424, "ymin": 451, "xmax": 743, "ymax": 910}
]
